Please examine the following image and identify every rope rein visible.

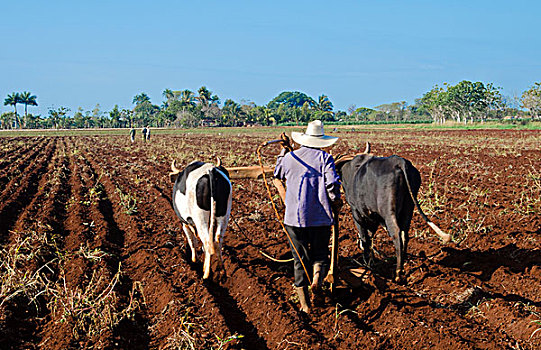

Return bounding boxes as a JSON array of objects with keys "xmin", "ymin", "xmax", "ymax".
[{"xmin": 256, "ymin": 142, "xmax": 312, "ymax": 286}]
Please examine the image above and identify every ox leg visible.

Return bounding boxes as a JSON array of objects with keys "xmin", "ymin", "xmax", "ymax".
[
  {"xmin": 201, "ymin": 229, "xmax": 214, "ymax": 280},
  {"xmin": 399, "ymin": 213, "xmax": 413, "ymax": 263},
  {"xmin": 385, "ymin": 217, "xmax": 404, "ymax": 282},
  {"xmin": 355, "ymin": 222, "xmax": 374, "ymax": 267},
  {"xmin": 182, "ymin": 224, "xmax": 198, "ymax": 263},
  {"xmin": 215, "ymin": 225, "xmax": 226, "ymax": 269},
  {"xmin": 203, "ymin": 247, "xmax": 212, "ymax": 279},
  {"xmin": 214, "ymin": 228, "xmax": 228, "ymax": 281}
]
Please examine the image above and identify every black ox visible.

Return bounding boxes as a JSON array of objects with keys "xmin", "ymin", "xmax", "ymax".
[{"xmin": 336, "ymin": 144, "xmax": 450, "ymax": 282}]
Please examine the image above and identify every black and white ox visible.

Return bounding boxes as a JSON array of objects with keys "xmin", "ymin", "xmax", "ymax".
[
  {"xmin": 170, "ymin": 159, "xmax": 232, "ymax": 279},
  {"xmin": 336, "ymin": 144, "xmax": 450, "ymax": 282}
]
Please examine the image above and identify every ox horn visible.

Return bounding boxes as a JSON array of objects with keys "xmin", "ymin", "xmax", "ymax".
[
  {"xmin": 170, "ymin": 160, "xmax": 181, "ymax": 176},
  {"xmin": 216, "ymin": 157, "xmax": 222, "ymax": 167},
  {"xmin": 363, "ymin": 141, "xmax": 371, "ymax": 154}
]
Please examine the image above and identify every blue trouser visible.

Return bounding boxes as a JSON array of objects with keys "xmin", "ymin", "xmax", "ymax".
[{"xmin": 284, "ymin": 225, "xmax": 331, "ymax": 287}]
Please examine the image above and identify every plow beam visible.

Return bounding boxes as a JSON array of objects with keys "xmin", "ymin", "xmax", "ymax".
[{"xmin": 226, "ymin": 166, "xmax": 274, "ymax": 179}]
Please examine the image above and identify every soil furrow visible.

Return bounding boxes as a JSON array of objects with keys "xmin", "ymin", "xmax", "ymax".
[
  {"xmin": 0, "ymin": 139, "xmax": 56, "ymax": 244},
  {"xmin": 0, "ymin": 137, "xmax": 44, "ymax": 171},
  {"xmin": 0, "ymin": 138, "xmax": 49, "ymax": 200},
  {"xmin": 0, "ymin": 138, "xmax": 70, "ymax": 349}
]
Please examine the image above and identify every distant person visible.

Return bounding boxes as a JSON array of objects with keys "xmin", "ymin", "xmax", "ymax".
[
  {"xmin": 141, "ymin": 126, "xmax": 148, "ymax": 141},
  {"xmin": 130, "ymin": 128, "xmax": 136, "ymax": 143},
  {"xmin": 145, "ymin": 126, "xmax": 151, "ymax": 141}
]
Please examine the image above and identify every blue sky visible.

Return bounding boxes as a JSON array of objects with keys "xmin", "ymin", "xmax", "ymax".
[{"xmin": 2, "ymin": 0, "xmax": 540, "ymax": 116}]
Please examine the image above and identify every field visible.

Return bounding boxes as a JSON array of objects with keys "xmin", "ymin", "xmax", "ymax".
[{"xmin": 0, "ymin": 127, "xmax": 540, "ymax": 349}]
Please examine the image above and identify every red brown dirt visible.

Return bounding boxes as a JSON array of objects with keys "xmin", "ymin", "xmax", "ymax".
[{"xmin": 0, "ymin": 128, "xmax": 539, "ymax": 349}]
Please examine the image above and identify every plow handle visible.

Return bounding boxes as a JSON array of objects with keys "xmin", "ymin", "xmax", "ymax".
[
  {"xmin": 258, "ymin": 133, "xmax": 293, "ymax": 153},
  {"xmin": 326, "ymin": 208, "xmax": 339, "ymax": 293}
]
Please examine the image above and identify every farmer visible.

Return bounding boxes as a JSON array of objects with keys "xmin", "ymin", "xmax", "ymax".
[
  {"xmin": 145, "ymin": 126, "xmax": 151, "ymax": 141},
  {"xmin": 141, "ymin": 126, "xmax": 148, "ymax": 141},
  {"xmin": 274, "ymin": 120, "xmax": 342, "ymax": 313},
  {"xmin": 130, "ymin": 127, "xmax": 136, "ymax": 143}
]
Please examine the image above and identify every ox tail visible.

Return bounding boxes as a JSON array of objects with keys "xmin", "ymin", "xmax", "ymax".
[
  {"xmin": 399, "ymin": 160, "xmax": 451, "ymax": 243},
  {"xmin": 208, "ymin": 167, "xmax": 217, "ymax": 254}
]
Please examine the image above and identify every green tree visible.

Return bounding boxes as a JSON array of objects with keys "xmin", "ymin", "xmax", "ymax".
[
  {"xmin": 121, "ymin": 109, "xmax": 134, "ymax": 128},
  {"xmin": 24, "ymin": 114, "xmax": 42, "ymax": 129},
  {"xmin": 481, "ymin": 83, "xmax": 504, "ymax": 121},
  {"xmin": 73, "ymin": 107, "xmax": 85, "ymax": 128},
  {"xmin": 221, "ymin": 99, "xmax": 245, "ymax": 126},
  {"xmin": 48, "ymin": 107, "xmax": 70, "ymax": 129},
  {"xmin": 521, "ymin": 82, "xmax": 541, "ymax": 119},
  {"xmin": 351, "ymin": 107, "xmax": 377, "ymax": 122},
  {"xmin": 0, "ymin": 112, "xmax": 16, "ymax": 129},
  {"xmin": 375, "ymin": 101, "xmax": 407, "ymax": 122},
  {"xmin": 132, "ymin": 93, "xmax": 159, "ymax": 126},
  {"xmin": 419, "ymin": 85, "xmax": 448, "ymax": 123},
  {"xmin": 268, "ymin": 91, "xmax": 316, "ymax": 109},
  {"xmin": 196, "ymin": 86, "xmax": 220, "ymax": 124},
  {"xmin": 92, "ymin": 104, "xmax": 103, "ymax": 128},
  {"xmin": 4, "ymin": 92, "xmax": 21, "ymax": 128},
  {"xmin": 109, "ymin": 105, "xmax": 122, "ymax": 128},
  {"xmin": 446, "ymin": 81, "xmax": 503, "ymax": 123}
]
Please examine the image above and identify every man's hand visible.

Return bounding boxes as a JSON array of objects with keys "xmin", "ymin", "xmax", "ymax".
[{"xmin": 279, "ymin": 132, "xmax": 293, "ymax": 152}]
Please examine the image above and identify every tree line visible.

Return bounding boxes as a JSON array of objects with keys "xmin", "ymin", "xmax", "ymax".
[{"xmin": 2, "ymin": 81, "xmax": 540, "ymax": 129}]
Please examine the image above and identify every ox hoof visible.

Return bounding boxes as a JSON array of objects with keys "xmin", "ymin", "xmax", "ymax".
[
  {"xmin": 394, "ymin": 273, "xmax": 406, "ymax": 284},
  {"xmin": 216, "ymin": 269, "xmax": 227, "ymax": 282}
]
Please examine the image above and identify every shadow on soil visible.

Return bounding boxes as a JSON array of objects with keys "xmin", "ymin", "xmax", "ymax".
[
  {"xmin": 437, "ymin": 243, "xmax": 540, "ymax": 281},
  {"xmin": 204, "ymin": 281, "xmax": 270, "ymax": 350}
]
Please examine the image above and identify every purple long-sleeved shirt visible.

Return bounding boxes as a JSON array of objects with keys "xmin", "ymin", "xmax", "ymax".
[{"xmin": 274, "ymin": 146, "xmax": 341, "ymax": 227}]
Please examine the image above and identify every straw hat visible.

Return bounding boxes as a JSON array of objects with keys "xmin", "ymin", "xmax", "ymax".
[{"xmin": 291, "ymin": 120, "xmax": 339, "ymax": 148}]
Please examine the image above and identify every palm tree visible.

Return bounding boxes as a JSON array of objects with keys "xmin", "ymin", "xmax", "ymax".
[
  {"xmin": 162, "ymin": 88, "xmax": 174, "ymax": 100},
  {"xmin": 210, "ymin": 94, "xmax": 220, "ymax": 106},
  {"xmin": 317, "ymin": 95, "xmax": 333, "ymax": 112},
  {"xmin": 4, "ymin": 92, "xmax": 21, "ymax": 128},
  {"xmin": 316, "ymin": 95, "xmax": 334, "ymax": 120},
  {"xmin": 197, "ymin": 86, "xmax": 211, "ymax": 108},
  {"xmin": 162, "ymin": 89, "xmax": 174, "ymax": 109},
  {"xmin": 132, "ymin": 93, "xmax": 151, "ymax": 105},
  {"xmin": 222, "ymin": 99, "xmax": 245, "ymax": 126},
  {"xmin": 19, "ymin": 91, "xmax": 38, "ymax": 128},
  {"xmin": 179, "ymin": 89, "xmax": 196, "ymax": 108}
]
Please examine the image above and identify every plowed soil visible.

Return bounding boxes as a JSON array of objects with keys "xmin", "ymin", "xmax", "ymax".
[{"xmin": 0, "ymin": 128, "xmax": 539, "ymax": 349}]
